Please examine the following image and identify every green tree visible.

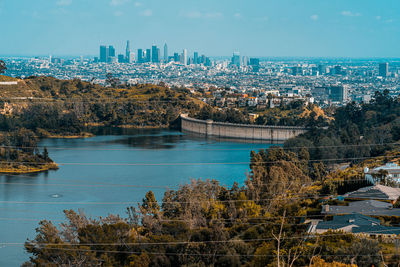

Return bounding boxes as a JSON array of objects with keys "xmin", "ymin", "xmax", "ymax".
[
  {"xmin": 0, "ymin": 60, "xmax": 6, "ymax": 74},
  {"xmin": 336, "ymin": 239, "xmax": 381, "ymax": 267}
]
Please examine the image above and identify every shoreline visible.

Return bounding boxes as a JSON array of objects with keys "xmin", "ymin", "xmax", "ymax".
[
  {"xmin": 0, "ymin": 162, "xmax": 59, "ymax": 174},
  {"xmin": 44, "ymin": 132, "xmax": 95, "ymax": 139},
  {"xmin": 86, "ymin": 123, "xmax": 170, "ymax": 129}
]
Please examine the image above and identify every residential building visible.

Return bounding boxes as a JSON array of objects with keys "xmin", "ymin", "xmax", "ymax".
[
  {"xmin": 365, "ymin": 162, "xmax": 400, "ymax": 184},
  {"xmin": 344, "ymin": 184, "xmax": 400, "ymax": 203},
  {"xmin": 308, "ymin": 213, "xmax": 400, "ymax": 237},
  {"xmin": 322, "ymin": 200, "xmax": 400, "ymax": 216}
]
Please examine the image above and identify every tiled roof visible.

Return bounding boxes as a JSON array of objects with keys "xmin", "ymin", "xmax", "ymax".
[
  {"xmin": 344, "ymin": 185, "xmax": 400, "ymax": 201},
  {"xmin": 322, "ymin": 200, "xmax": 400, "ymax": 216},
  {"xmin": 315, "ymin": 213, "xmax": 400, "ymax": 235}
]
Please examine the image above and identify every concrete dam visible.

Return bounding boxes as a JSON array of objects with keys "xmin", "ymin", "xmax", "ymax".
[{"xmin": 180, "ymin": 114, "xmax": 308, "ymax": 143}]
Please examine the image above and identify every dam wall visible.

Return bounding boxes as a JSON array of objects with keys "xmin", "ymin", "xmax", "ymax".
[{"xmin": 180, "ymin": 114, "xmax": 307, "ymax": 142}]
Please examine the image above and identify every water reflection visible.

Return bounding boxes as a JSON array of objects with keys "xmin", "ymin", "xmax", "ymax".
[{"xmin": 109, "ymin": 133, "xmax": 185, "ymax": 149}]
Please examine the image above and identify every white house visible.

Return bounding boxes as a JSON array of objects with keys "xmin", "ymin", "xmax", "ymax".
[{"xmin": 365, "ymin": 162, "xmax": 400, "ymax": 185}]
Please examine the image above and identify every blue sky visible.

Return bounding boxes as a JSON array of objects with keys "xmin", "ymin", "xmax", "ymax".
[{"xmin": 1, "ymin": 0, "xmax": 399, "ymax": 57}]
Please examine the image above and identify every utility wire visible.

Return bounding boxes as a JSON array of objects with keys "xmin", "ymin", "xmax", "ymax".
[
  {"xmin": 0, "ymin": 153, "xmax": 399, "ymax": 166},
  {"xmin": 0, "ymin": 141, "xmax": 398, "ymax": 152}
]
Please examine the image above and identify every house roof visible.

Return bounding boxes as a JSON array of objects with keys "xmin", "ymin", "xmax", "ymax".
[
  {"xmin": 348, "ymin": 200, "xmax": 391, "ymax": 208},
  {"xmin": 322, "ymin": 200, "xmax": 400, "ymax": 216},
  {"xmin": 315, "ymin": 213, "xmax": 400, "ymax": 235},
  {"xmin": 344, "ymin": 185, "xmax": 400, "ymax": 201},
  {"xmin": 352, "ymin": 225, "xmax": 400, "ymax": 235},
  {"xmin": 317, "ymin": 213, "xmax": 380, "ymax": 229}
]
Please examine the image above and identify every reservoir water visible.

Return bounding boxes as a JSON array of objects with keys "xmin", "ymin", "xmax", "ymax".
[{"xmin": 0, "ymin": 129, "xmax": 275, "ymax": 266}]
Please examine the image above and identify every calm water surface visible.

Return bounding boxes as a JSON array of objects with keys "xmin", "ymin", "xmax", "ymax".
[{"xmin": 0, "ymin": 129, "xmax": 276, "ymax": 266}]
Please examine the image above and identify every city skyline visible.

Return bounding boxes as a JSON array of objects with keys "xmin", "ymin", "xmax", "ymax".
[{"xmin": 1, "ymin": 0, "xmax": 400, "ymax": 57}]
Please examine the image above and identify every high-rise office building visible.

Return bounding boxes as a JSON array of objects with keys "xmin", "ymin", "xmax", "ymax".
[
  {"xmin": 379, "ymin": 62, "xmax": 389, "ymax": 77},
  {"xmin": 318, "ymin": 64, "xmax": 327, "ymax": 75},
  {"xmin": 193, "ymin": 52, "xmax": 199, "ymax": 64},
  {"xmin": 108, "ymin": 45, "xmax": 116, "ymax": 63},
  {"xmin": 146, "ymin": 49, "xmax": 151, "ymax": 62},
  {"xmin": 205, "ymin": 57, "xmax": 211, "ymax": 67},
  {"xmin": 249, "ymin": 58, "xmax": 260, "ymax": 66},
  {"xmin": 231, "ymin": 52, "xmax": 241, "ymax": 67},
  {"xmin": 118, "ymin": 54, "xmax": 125, "ymax": 63},
  {"xmin": 137, "ymin": 49, "xmax": 143, "ymax": 63},
  {"xmin": 334, "ymin": 65, "xmax": 343, "ymax": 75},
  {"xmin": 292, "ymin": 66, "xmax": 302, "ymax": 76},
  {"xmin": 249, "ymin": 58, "xmax": 260, "ymax": 72},
  {"xmin": 108, "ymin": 46, "xmax": 116, "ymax": 57},
  {"xmin": 126, "ymin": 41, "xmax": 131, "ymax": 63},
  {"xmin": 242, "ymin": 56, "xmax": 248, "ymax": 67},
  {"xmin": 200, "ymin": 55, "xmax": 206, "ymax": 64},
  {"xmin": 100, "ymin": 45, "xmax": 108, "ymax": 63},
  {"xmin": 329, "ymin": 85, "xmax": 348, "ymax": 102},
  {"xmin": 173, "ymin": 53, "xmax": 179, "ymax": 62},
  {"xmin": 182, "ymin": 49, "xmax": 187, "ymax": 65},
  {"xmin": 151, "ymin": 45, "xmax": 159, "ymax": 63},
  {"xmin": 163, "ymin": 43, "xmax": 168, "ymax": 63}
]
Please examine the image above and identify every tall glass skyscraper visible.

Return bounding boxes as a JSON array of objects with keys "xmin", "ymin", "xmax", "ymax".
[
  {"xmin": 173, "ymin": 53, "xmax": 179, "ymax": 62},
  {"xmin": 163, "ymin": 43, "xmax": 168, "ymax": 63},
  {"xmin": 108, "ymin": 45, "xmax": 116, "ymax": 63},
  {"xmin": 379, "ymin": 62, "xmax": 389, "ymax": 77},
  {"xmin": 108, "ymin": 46, "xmax": 116, "ymax": 57},
  {"xmin": 182, "ymin": 49, "xmax": 187, "ymax": 65},
  {"xmin": 146, "ymin": 49, "xmax": 151, "ymax": 62},
  {"xmin": 151, "ymin": 45, "xmax": 159, "ymax": 63},
  {"xmin": 125, "ymin": 41, "xmax": 131, "ymax": 63},
  {"xmin": 137, "ymin": 49, "xmax": 143, "ymax": 63},
  {"xmin": 100, "ymin": 45, "xmax": 108, "ymax": 63},
  {"xmin": 231, "ymin": 52, "xmax": 241, "ymax": 67}
]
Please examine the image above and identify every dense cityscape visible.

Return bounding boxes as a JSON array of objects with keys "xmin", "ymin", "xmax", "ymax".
[{"xmin": 3, "ymin": 42, "xmax": 400, "ymax": 108}]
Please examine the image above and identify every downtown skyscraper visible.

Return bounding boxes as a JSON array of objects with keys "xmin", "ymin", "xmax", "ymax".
[
  {"xmin": 379, "ymin": 62, "xmax": 389, "ymax": 77},
  {"xmin": 151, "ymin": 45, "xmax": 160, "ymax": 63},
  {"xmin": 182, "ymin": 49, "xmax": 187, "ymax": 65},
  {"xmin": 125, "ymin": 40, "xmax": 131, "ymax": 63},
  {"xmin": 164, "ymin": 43, "xmax": 168, "ymax": 63},
  {"xmin": 100, "ymin": 45, "xmax": 108, "ymax": 63},
  {"xmin": 99, "ymin": 45, "xmax": 115, "ymax": 63}
]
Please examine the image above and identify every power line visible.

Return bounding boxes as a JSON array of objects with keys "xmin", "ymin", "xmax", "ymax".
[
  {"xmin": 0, "ymin": 195, "xmax": 328, "ymax": 205},
  {"xmin": 0, "ymin": 98, "xmax": 194, "ymax": 103},
  {"xmin": 3, "ymin": 229, "xmax": 400, "ymax": 249},
  {"xmin": 0, "ymin": 217, "xmax": 309, "ymax": 226},
  {"xmin": 0, "ymin": 179, "xmax": 371, "ymax": 189},
  {"xmin": 0, "ymin": 154, "xmax": 398, "ymax": 166},
  {"xmin": 9, "ymin": 245, "xmax": 400, "ymax": 259},
  {"xmin": 0, "ymin": 141, "xmax": 398, "ymax": 152},
  {"xmin": 0, "ymin": 182, "xmax": 174, "ymax": 189}
]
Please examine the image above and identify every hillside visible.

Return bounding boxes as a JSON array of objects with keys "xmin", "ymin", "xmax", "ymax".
[
  {"xmin": 0, "ymin": 76, "xmax": 205, "ymax": 130},
  {"xmin": 0, "ymin": 75, "xmax": 18, "ymax": 82},
  {"xmin": 0, "ymin": 76, "xmax": 201, "ymax": 102}
]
